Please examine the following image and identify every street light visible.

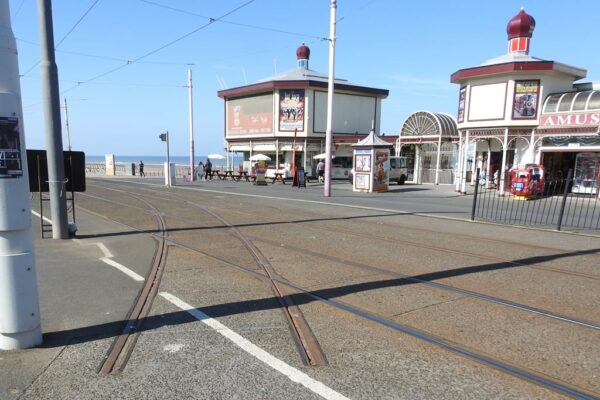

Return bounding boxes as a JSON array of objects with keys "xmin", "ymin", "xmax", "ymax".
[{"xmin": 159, "ymin": 131, "xmax": 171, "ymax": 187}]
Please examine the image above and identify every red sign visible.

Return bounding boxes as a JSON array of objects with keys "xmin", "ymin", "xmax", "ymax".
[{"xmin": 540, "ymin": 112, "xmax": 600, "ymax": 127}]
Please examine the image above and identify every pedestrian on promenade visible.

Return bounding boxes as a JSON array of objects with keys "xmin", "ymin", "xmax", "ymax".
[
  {"xmin": 205, "ymin": 159, "xmax": 212, "ymax": 180},
  {"xmin": 139, "ymin": 160, "xmax": 145, "ymax": 177},
  {"xmin": 197, "ymin": 161, "xmax": 205, "ymax": 180},
  {"xmin": 317, "ymin": 160, "xmax": 325, "ymax": 183}
]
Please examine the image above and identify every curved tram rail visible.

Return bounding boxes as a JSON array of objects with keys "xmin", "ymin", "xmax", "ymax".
[
  {"xmin": 82, "ymin": 181, "xmax": 599, "ymax": 399},
  {"xmin": 87, "ymin": 186, "xmax": 326, "ymax": 370}
]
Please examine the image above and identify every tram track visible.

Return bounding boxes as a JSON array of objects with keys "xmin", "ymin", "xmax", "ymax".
[
  {"xmin": 78, "ymin": 182, "xmax": 600, "ymax": 399},
  {"xmin": 98, "ymin": 191, "xmax": 168, "ymax": 375},
  {"xmin": 92, "ymin": 179, "xmax": 600, "ymax": 281},
  {"xmin": 81, "ymin": 184, "xmax": 600, "ymax": 330},
  {"xmin": 83, "ymin": 185, "xmax": 327, "ymax": 368}
]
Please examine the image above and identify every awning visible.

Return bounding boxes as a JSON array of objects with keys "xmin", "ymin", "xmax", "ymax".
[
  {"xmin": 229, "ymin": 145, "xmax": 251, "ymax": 151},
  {"xmin": 280, "ymin": 145, "xmax": 303, "ymax": 151},
  {"xmin": 252, "ymin": 144, "xmax": 277, "ymax": 151}
]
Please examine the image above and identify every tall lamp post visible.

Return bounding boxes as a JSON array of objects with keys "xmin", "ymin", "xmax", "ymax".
[
  {"xmin": 159, "ymin": 131, "xmax": 171, "ymax": 187},
  {"xmin": 324, "ymin": 0, "xmax": 337, "ymax": 197}
]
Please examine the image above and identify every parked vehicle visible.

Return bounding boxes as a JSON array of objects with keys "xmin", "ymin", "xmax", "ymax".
[
  {"xmin": 389, "ymin": 156, "xmax": 408, "ymax": 185},
  {"xmin": 510, "ymin": 164, "xmax": 545, "ymax": 198},
  {"xmin": 349, "ymin": 156, "xmax": 408, "ymax": 184}
]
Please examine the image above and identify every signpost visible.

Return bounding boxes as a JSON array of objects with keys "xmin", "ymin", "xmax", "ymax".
[{"xmin": 159, "ymin": 131, "xmax": 171, "ymax": 187}]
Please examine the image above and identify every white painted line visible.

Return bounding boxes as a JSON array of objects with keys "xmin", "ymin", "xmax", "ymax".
[
  {"xmin": 30, "ymin": 210, "xmax": 53, "ymax": 225},
  {"xmin": 100, "ymin": 257, "xmax": 145, "ymax": 281},
  {"xmin": 71, "ymin": 239, "xmax": 115, "ymax": 258},
  {"xmin": 95, "ymin": 242, "xmax": 114, "ymax": 258},
  {"xmin": 159, "ymin": 291, "xmax": 351, "ymax": 400}
]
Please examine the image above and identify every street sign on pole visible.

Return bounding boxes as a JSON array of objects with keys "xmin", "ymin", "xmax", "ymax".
[{"xmin": 160, "ymin": 131, "xmax": 171, "ymax": 187}]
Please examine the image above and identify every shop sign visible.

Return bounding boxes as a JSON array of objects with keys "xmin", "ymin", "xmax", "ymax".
[{"xmin": 540, "ymin": 112, "xmax": 600, "ymax": 127}]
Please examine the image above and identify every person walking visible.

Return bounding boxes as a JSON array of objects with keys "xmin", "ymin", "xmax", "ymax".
[
  {"xmin": 205, "ymin": 159, "xmax": 212, "ymax": 180},
  {"xmin": 197, "ymin": 161, "xmax": 204, "ymax": 180},
  {"xmin": 139, "ymin": 160, "xmax": 145, "ymax": 177},
  {"xmin": 317, "ymin": 160, "xmax": 325, "ymax": 183}
]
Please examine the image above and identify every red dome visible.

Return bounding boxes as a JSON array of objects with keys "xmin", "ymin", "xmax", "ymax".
[
  {"xmin": 506, "ymin": 8, "xmax": 535, "ymax": 39},
  {"xmin": 296, "ymin": 43, "xmax": 310, "ymax": 60}
]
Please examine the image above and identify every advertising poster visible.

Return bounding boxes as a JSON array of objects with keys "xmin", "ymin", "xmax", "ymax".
[
  {"xmin": 279, "ymin": 89, "xmax": 304, "ymax": 131},
  {"xmin": 373, "ymin": 150, "xmax": 389, "ymax": 192},
  {"xmin": 513, "ymin": 80, "xmax": 539, "ymax": 119},
  {"xmin": 255, "ymin": 160, "xmax": 267, "ymax": 185},
  {"xmin": 227, "ymin": 94, "xmax": 273, "ymax": 136},
  {"xmin": 355, "ymin": 153, "xmax": 371, "ymax": 173},
  {"xmin": 0, "ymin": 117, "xmax": 23, "ymax": 178},
  {"xmin": 354, "ymin": 174, "xmax": 370, "ymax": 190},
  {"xmin": 457, "ymin": 87, "xmax": 466, "ymax": 123}
]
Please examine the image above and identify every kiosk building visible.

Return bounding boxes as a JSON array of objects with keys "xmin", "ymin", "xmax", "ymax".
[{"xmin": 217, "ymin": 44, "xmax": 389, "ymax": 178}]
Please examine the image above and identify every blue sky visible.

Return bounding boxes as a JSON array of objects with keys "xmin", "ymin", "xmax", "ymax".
[{"xmin": 9, "ymin": 0, "xmax": 600, "ymax": 157}]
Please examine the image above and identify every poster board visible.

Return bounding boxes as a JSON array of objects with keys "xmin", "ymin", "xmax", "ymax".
[
  {"xmin": 0, "ymin": 117, "xmax": 23, "ymax": 178},
  {"xmin": 293, "ymin": 167, "xmax": 306, "ymax": 188}
]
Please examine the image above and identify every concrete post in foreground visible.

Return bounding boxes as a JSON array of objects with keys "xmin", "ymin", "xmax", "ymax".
[
  {"xmin": 0, "ymin": 0, "xmax": 43, "ymax": 350},
  {"xmin": 37, "ymin": 0, "xmax": 69, "ymax": 239}
]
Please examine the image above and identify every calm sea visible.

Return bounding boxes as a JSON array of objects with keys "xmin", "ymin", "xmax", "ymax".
[{"xmin": 86, "ymin": 155, "xmax": 243, "ymax": 167}]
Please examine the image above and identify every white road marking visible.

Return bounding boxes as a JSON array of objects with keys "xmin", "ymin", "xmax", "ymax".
[
  {"xmin": 71, "ymin": 238, "xmax": 115, "ymax": 258},
  {"xmin": 160, "ymin": 291, "xmax": 351, "ymax": 400},
  {"xmin": 30, "ymin": 210, "xmax": 53, "ymax": 224},
  {"xmin": 100, "ymin": 257, "xmax": 145, "ymax": 281},
  {"xmin": 163, "ymin": 343, "xmax": 185, "ymax": 353},
  {"xmin": 31, "ymin": 211, "xmax": 141, "ymax": 281}
]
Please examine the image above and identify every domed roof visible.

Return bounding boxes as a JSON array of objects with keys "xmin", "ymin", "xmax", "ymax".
[
  {"xmin": 506, "ymin": 8, "xmax": 535, "ymax": 39},
  {"xmin": 296, "ymin": 43, "xmax": 310, "ymax": 60}
]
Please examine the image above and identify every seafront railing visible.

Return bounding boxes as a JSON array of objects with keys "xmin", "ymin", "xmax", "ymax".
[
  {"xmin": 85, "ymin": 162, "xmax": 231, "ymax": 178},
  {"xmin": 471, "ymin": 168, "xmax": 600, "ymax": 233}
]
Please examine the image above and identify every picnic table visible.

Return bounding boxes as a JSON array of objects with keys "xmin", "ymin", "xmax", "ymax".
[
  {"xmin": 270, "ymin": 172, "xmax": 286, "ymax": 184},
  {"xmin": 234, "ymin": 171, "xmax": 251, "ymax": 182},
  {"xmin": 219, "ymin": 170, "xmax": 234, "ymax": 180}
]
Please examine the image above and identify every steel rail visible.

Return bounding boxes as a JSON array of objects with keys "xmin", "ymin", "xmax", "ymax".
[
  {"xmin": 81, "ymin": 183, "xmax": 599, "ymax": 398},
  {"xmin": 98, "ymin": 192, "xmax": 168, "ymax": 375},
  {"xmin": 80, "ymin": 186, "xmax": 600, "ymax": 330},
  {"xmin": 85, "ymin": 185, "xmax": 327, "ymax": 367}
]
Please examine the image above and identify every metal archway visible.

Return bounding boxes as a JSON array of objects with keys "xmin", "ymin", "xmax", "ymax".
[{"xmin": 400, "ymin": 111, "xmax": 458, "ymax": 137}]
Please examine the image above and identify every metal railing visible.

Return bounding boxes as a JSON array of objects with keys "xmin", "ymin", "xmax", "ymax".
[{"xmin": 471, "ymin": 168, "xmax": 600, "ymax": 233}]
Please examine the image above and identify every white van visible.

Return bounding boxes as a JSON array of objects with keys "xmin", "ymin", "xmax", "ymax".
[
  {"xmin": 389, "ymin": 156, "xmax": 408, "ymax": 185},
  {"xmin": 349, "ymin": 156, "xmax": 408, "ymax": 185}
]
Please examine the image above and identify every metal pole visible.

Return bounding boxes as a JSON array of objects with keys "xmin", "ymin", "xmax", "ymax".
[
  {"xmin": 37, "ymin": 0, "xmax": 68, "ymax": 239},
  {"xmin": 461, "ymin": 130, "xmax": 470, "ymax": 193},
  {"xmin": 499, "ymin": 128, "xmax": 508, "ymax": 196},
  {"xmin": 471, "ymin": 168, "xmax": 480, "ymax": 221},
  {"xmin": 166, "ymin": 131, "xmax": 171, "ymax": 187},
  {"xmin": 188, "ymin": 69, "xmax": 195, "ymax": 181},
  {"xmin": 0, "ymin": 0, "xmax": 43, "ymax": 349},
  {"xmin": 63, "ymin": 98, "xmax": 71, "ymax": 151},
  {"xmin": 323, "ymin": 0, "xmax": 337, "ymax": 197},
  {"xmin": 556, "ymin": 168, "xmax": 573, "ymax": 231},
  {"xmin": 435, "ymin": 135, "xmax": 442, "ymax": 185}
]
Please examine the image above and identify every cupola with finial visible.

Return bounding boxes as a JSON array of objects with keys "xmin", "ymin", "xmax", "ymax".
[
  {"xmin": 296, "ymin": 43, "xmax": 310, "ymax": 69},
  {"xmin": 506, "ymin": 7, "xmax": 536, "ymax": 54}
]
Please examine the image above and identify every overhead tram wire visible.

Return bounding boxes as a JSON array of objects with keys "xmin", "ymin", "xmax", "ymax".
[
  {"xmin": 17, "ymin": 38, "xmax": 193, "ymax": 66},
  {"xmin": 140, "ymin": 0, "xmax": 327, "ymax": 41},
  {"xmin": 60, "ymin": 0, "xmax": 257, "ymax": 95},
  {"xmin": 20, "ymin": 0, "xmax": 103, "ymax": 77}
]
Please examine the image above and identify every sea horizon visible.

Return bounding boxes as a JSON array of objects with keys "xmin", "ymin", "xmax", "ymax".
[{"xmin": 86, "ymin": 155, "xmax": 243, "ymax": 166}]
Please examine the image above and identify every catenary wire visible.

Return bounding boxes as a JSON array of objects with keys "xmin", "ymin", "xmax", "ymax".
[
  {"xmin": 140, "ymin": 0, "xmax": 328, "ymax": 41},
  {"xmin": 20, "ymin": 0, "xmax": 103, "ymax": 77},
  {"xmin": 60, "ymin": 0, "xmax": 257, "ymax": 95}
]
